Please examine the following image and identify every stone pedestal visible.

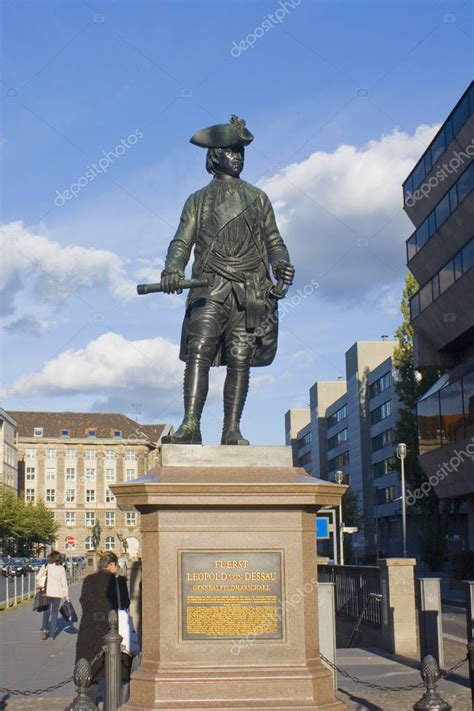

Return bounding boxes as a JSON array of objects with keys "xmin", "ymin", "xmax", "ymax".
[{"xmin": 112, "ymin": 445, "xmax": 346, "ymax": 710}]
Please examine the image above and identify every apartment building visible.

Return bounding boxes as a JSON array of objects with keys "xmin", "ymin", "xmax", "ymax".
[
  {"xmin": 286, "ymin": 340, "xmax": 401, "ymax": 560},
  {"xmin": 403, "ymin": 82, "xmax": 474, "ymax": 544},
  {"xmin": 10, "ymin": 411, "xmax": 172, "ymax": 557},
  {"xmin": 0, "ymin": 409, "xmax": 18, "ymax": 494}
]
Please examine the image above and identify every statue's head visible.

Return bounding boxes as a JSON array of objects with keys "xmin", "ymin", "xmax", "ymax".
[
  {"xmin": 206, "ymin": 146, "xmax": 244, "ymax": 177},
  {"xmin": 190, "ymin": 115, "xmax": 253, "ymax": 178}
]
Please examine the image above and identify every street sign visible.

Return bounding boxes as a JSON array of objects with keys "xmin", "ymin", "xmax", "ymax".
[
  {"xmin": 66, "ymin": 536, "xmax": 75, "ymax": 546},
  {"xmin": 342, "ymin": 527, "xmax": 358, "ymax": 534},
  {"xmin": 316, "ymin": 517, "xmax": 329, "ymax": 539}
]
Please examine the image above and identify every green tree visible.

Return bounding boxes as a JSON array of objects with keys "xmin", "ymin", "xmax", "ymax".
[
  {"xmin": 0, "ymin": 488, "xmax": 57, "ymax": 556},
  {"xmin": 392, "ymin": 273, "xmax": 444, "ymax": 568}
]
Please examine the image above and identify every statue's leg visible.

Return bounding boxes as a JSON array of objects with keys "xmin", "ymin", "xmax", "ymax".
[{"xmin": 163, "ymin": 301, "xmax": 222, "ymax": 445}]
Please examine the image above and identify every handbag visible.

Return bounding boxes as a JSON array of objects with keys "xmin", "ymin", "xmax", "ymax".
[
  {"xmin": 33, "ymin": 590, "xmax": 49, "ymax": 612},
  {"xmin": 59, "ymin": 599, "xmax": 78, "ymax": 622},
  {"xmin": 118, "ymin": 609, "xmax": 140, "ymax": 656}
]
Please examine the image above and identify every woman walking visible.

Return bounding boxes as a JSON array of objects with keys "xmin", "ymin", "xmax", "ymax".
[
  {"xmin": 35, "ymin": 550, "xmax": 69, "ymax": 641},
  {"xmin": 76, "ymin": 552, "xmax": 131, "ymax": 705}
]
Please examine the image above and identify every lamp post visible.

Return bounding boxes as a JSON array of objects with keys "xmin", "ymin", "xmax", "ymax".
[
  {"xmin": 335, "ymin": 470, "xmax": 345, "ymax": 565},
  {"xmin": 396, "ymin": 443, "xmax": 407, "ymax": 558}
]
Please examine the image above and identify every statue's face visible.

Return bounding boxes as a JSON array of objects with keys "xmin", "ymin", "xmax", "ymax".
[{"xmin": 215, "ymin": 147, "xmax": 244, "ymax": 177}]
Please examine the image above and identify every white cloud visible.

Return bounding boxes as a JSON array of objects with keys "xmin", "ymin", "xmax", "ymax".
[
  {"xmin": 258, "ymin": 123, "xmax": 440, "ymax": 299},
  {"xmin": 0, "ymin": 221, "xmax": 137, "ymax": 319}
]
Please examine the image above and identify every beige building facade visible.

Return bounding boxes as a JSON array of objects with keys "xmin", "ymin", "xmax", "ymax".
[
  {"xmin": 0, "ymin": 409, "xmax": 18, "ymax": 494},
  {"xmin": 10, "ymin": 411, "xmax": 172, "ymax": 557}
]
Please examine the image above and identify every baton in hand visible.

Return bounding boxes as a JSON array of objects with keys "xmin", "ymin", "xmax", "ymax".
[{"xmin": 136, "ymin": 278, "xmax": 209, "ymax": 295}]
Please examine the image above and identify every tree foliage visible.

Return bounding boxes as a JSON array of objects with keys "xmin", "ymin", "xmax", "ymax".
[{"xmin": 0, "ymin": 489, "xmax": 58, "ymax": 555}]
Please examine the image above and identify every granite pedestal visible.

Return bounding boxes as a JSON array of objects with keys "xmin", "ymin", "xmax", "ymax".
[{"xmin": 111, "ymin": 445, "xmax": 346, "ymax": 710}]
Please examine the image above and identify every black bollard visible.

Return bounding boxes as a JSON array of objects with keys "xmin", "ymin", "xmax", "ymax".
[
  {"xmin": 65, "ymin": 658, "xmax": 97, "ymax": 711},
  {"xmin": 413, "ymin": 655, "xmax": 451, "ymax": 711},
  {"xmin": 104, "ymin": 609, "xmax": 122, "ymax": 711}
]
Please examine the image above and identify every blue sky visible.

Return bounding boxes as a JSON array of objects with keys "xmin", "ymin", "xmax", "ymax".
[{"xmin": 1, "ymin": 0, "xmax": 472, "ymax": 444}]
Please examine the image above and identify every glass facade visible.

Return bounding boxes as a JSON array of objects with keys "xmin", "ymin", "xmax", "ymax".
[
  {"xmin": 410, "ymin": 237, "xmax": 474, "ymax": 319},
  {"xmin": 418, "ymin": 368, "xmax": 474, "ymax": 453},
  {"xmin": 406, "ymin": 163, "xmax": 474, "ymax": 261},
  {"xmin": 403, "ymin": 83, "xmax": 474, "ymax": 202}
]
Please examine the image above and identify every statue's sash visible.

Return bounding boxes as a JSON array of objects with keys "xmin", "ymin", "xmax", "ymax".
[{"xmin": 199, "ymin": 184, "xmax": 258, "ymax": 273}]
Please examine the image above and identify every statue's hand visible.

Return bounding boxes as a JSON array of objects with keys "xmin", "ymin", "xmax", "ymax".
[
  {"xmin": 161, "ymin": 268, "xmax": 184, "ymax": 294},
  {"xmin": 273, "ymin": 260, "xmax": 295, "ymax": 286}
]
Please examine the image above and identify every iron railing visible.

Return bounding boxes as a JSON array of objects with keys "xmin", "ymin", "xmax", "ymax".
[
  {"xmin": 318, "ymin": 564, "xmax": 382, "ymax": 629},
  {"xmin": 0, "ymin": 566, "xmax": 85, "ymax": 610}
]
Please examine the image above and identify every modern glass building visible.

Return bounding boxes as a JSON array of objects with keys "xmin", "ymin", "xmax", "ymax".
[{"xmin": 404, "ymin": 82, "xmax": 474, "ymax": 542}]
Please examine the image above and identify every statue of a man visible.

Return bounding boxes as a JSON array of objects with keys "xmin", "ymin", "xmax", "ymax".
[
  {"xmin": 91, "ymin": 520, "xmax": 102, "ymax": 551},
  {"xmin": 161, "ymin": 116, "xmax": 294, "ymax": 446}
]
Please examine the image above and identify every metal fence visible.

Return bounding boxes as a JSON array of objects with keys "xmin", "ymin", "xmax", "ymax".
[
  {"xmin": 318, "ymin": 564, "xmax": 382, "ymax": 629},
  {"xmin": 0, "ymin": 567, "xmax": 84, "ymax": 610}
]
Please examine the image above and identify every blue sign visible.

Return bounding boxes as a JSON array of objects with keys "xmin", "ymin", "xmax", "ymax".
[{"xmin": 316, "ymin": 516, "xmax": 329, "ymax": 539}]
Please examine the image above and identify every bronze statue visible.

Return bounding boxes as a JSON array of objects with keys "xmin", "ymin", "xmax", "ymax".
[
  {"xmin": 91, "ymin": 520, "xmax": 102, "ymax": 551},
  {"xmin": 148, "ymin": 116, "xmax": 294, "ymax": 445}
]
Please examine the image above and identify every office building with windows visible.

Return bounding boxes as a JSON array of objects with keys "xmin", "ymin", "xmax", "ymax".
[
  {"xmin": 10, "ymin": 411, "xmax": 172, "ymax": 556},
  {"xmin": 404, "ymin": 82, "xmax": 474, "ymax": 542},
  {"xmin": 286, "ymin": 340, "xmax": 401, "ymax": 560},
  {"xmin": 0, "ymin": 409, "xmax": 18, "ymax": 494}
]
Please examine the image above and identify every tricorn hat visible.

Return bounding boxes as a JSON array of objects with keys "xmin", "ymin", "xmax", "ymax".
[{"xmin": 190, "ymin": 115, "xmax": 254, "ymax": 148}]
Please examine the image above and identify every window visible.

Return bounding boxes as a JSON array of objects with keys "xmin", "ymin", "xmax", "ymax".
[
  {"xmin": 85, "ymin": 489, "xmax": 95, "ymax": 503},
  {"xmin": 298, "ymin": 431, "xmax": 312, "ymax": 448},
  {"xmin": 65, "ymin": 537, "xmax": 76, "ymax": 551},
  {"xmin": 87, "ymin": 429, "xmax": 97, "ymax": 439},
  {"xmin": 375, "ymin": 485, "xmax": 396, "ymax": 505},
  {"xmin": 85, "ymin": 468, "xmax": 96, "ymax": 483},
  {"xmin": 370, "ymin": 400, "xmax": 392, "ymax": 425},
  {"xmin": 26, "ymin": 467, "xmax": 36, "ymax": 480},
  {"xmin": 26, "ymin": 448, "xmax": 36, "ymax": 459},
  {"xmin": 369, "ymin": 372, "xmax": 391, "ymax": 399},
  {"xmin": 126, "ymin": 512, "xmax": 137, "ymax": 526},
  {"xmin": 113, "ymin": 430, "xmax": 122, "ymax": 439},
  {"xmin": 105, "ymin": 469, "xmax": 116, "ymax": 483},
  {"xmin": 61, "ymin": 429, "xmax": 70, "ymax": 438},
  {"xmin": 299, "ymin": 451, "xmax": 312, "ymax": 466},
  {"xmin": 440, "ymin": 380, "xmax": 465, "ymax": 444},
  {"xmin": 34, "ymin": 427, "xmax": 43, "ymax": 437},
  {"xmin": 105, "ymin": 512, "xmax": 115, "ymax": 526},
  {"xmin": 46, "ymin": 448, "xmax": 56, "ymax": 460},
  {"xmin": 327, "ymin": 404, "xmax": 348, "ymax": 428},
  {"xmin": 371, "ymin": 429, "xmax": 393, "ymax": 452},
  {"xmin": 84, "ymin": 450, "xmax": 96, "ymax": 460},
  {"xmin": 85, "ymin": 536, "xmax": 94, "ymax": 551},
  {"xmin": 463, "ymin": 371, "xmax": 474, "ymax": 438},
  {"xmin": 126, "ymin": 450, "xmax": 136, "ymax": 461},
  {"xmin": 65, "ymin": 489, "xmax": 76, "ymax": 503},
  {"xmin": 45, "ymin": 467, "xmax": 56, "ymax": 481},
  {"xmin": 65, "ymin": 512, "xmax": 76, "ymax": 526},
  {"xmin": 66, "ymin": 468, "xmax": 76, "ymax": 482},
  {"xmin": 327, "ymin": 428, "xmax": 348, "ymax": 450},
  {"xmin": 45, "ymin": 489, "xmax": 56, "ymax": 503},
  {"xmin": 105, "ymin": 536, "xmax": 116, "ymax": 551},
  {"xmin": 126, "ymin": 469, "xmax": 136, "ymax": 482},
  {"xmin": 373, "ymin": 458, "xmax": 395, "ymax": 479},
  {"xmin": 328, "ymin": 451, "xmax": 350, "ymax": 472},
  {"xmin": 105, "ymin": 488, "xmax": 115, "ymax": 504},
  {"xmin": 105, "ymin": 450, "xmax": 115, "ymax": 460},
  {"xmin": 66, "ymin": 449, "xmax": 76, "ymax": 460},
  {"xmin": 85, "ymin": 512, "xmax": 96, "ymax": 527},
  {"xmin": 25, "ymin": 489, "xmax": 35, "ymax": 503}
]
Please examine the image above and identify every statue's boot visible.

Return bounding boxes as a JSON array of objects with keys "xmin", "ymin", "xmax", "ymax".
[
  {"xmin": 221, "ymin": 362, "xmax": 250, "ymax": 445},
  {"xmin": 162, "ymin": 357, "xmax": 209, "ymax": 445}
]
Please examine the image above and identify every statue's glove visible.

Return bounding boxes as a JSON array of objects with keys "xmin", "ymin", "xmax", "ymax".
[
  {"xmin": 272, "ymin": 260, "xmax": 295, "ymax": 286},
  {"xmin": 161, "ymin": 268, "xmax": 184, "ymax": 294}
]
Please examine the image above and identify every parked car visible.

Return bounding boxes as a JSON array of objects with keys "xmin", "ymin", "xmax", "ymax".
[
  {"xmin": 3, "ymin": 559, "xmax": 26, "ymax": 577},
  {"xmin": 28, "ymin": 558, "xmax": 46, "ymax": 573}
]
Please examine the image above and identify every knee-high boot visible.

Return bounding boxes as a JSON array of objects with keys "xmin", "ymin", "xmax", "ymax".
[
  {"xmin": 221, "ymin": 363, "xmax": 250, "ymax": 445},
  {"xmin": 162, "ymin": 357, "xmax": 210, "ymax": 444}
]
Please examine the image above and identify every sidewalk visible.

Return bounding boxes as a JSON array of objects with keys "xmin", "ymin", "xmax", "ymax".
[{"xmin": 0, "ymin": 582, "xmax": 80, "ymax": 708}]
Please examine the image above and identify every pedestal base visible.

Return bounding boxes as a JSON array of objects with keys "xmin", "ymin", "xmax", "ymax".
[{"xmin": 112, "ymin": 445, "xmax": 346, "ymax": 710}]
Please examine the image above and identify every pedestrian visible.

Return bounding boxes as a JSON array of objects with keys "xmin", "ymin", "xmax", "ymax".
[
  {"xmin": 76, "ymin": 551, "xmax": 131, "ymax": 705},
  {"xmin": 35, "ymin": 550, "xmax": 69, "ymax": 641}
]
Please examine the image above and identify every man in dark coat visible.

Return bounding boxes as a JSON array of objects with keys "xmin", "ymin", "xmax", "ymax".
[
  {"xmin": 76, "ymin": 552, "xmax": 130, "ymax": 703},
  {"xmin": 161, "ymin": 115, "xmax": 294, "ymax": 446}
]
